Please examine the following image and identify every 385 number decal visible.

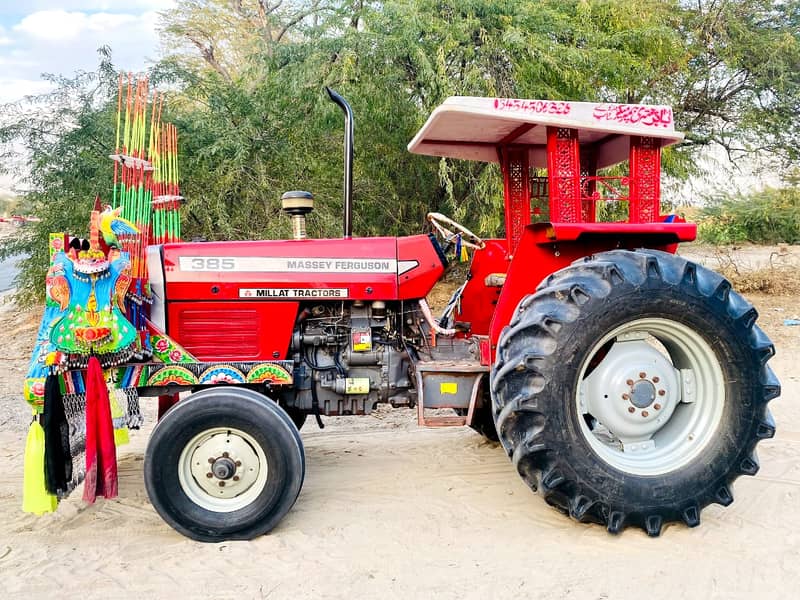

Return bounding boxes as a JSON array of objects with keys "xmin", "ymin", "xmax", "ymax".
[{"xmin": 188, "ymin": 257, "xmax": 236, "ymax": 271}]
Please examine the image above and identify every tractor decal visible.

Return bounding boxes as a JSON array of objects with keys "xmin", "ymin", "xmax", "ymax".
[
  {"xmin": 198, "ymin": 365, "xmax": 246, "ymax": 385},
  {"xmin": 146, "ymin": 365, "xmax": 198, "ymax": 387},
  {"xmin": 150, "ymin": 334, "xmax": 195, "ymax": 364},
  {"xmin": 245, "ymin": 363, "xmax": 292, "ymax": 385}
]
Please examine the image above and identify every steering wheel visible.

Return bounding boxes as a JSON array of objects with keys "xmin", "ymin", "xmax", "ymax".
[{"xmin": 427, "ymin": 212, "xmax": 485, "ymax": 250}]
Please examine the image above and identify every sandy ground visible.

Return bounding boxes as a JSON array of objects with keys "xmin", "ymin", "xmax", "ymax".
[{"xmin": 0, "ymin": 245, "xmax": 798, "ymax": 600}]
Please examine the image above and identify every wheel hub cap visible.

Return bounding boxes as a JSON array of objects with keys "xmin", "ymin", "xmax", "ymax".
[
  {"xmin": 630, "ymin": 379, "xmax": 656, "ymax": 408},
  {"xmin": 211, "ymin": 457, "xmax": 237, "ymax": 480},
  {"xmin": 580, "ymin": 337, "xmax": 681, "ymax": 443},
  {"xmin": 184, "ymin": 430, "xmax": 263, "ymax": 502}
]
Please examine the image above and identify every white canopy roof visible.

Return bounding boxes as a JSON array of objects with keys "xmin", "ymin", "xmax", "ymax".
[{"xmin": 408, "ymin": 96, "xmax": 684, "ymax": 169}]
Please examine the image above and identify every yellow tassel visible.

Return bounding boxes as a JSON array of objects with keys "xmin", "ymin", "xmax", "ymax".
[
  {"xmin": 108, "ymin": 380, "xmax": 130, "ymax": 447},
  {"xmin": 459, "ymin": 244, "xmax": 469, "ymax": 262},
  {"xmin": 22, "ymin": 417, "xmax": 58, "ymax": 515}
]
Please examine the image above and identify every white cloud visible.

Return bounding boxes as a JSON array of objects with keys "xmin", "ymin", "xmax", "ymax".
[
  {"xmin": 14, "ymin": 10, "xmax": 141, "ymax": 42},
  {"xmin": 0, "ymin": 2, "xmax": 175, "ymax": 193},
  {"xmin": 0, "ymin": 78, "xmax": 53, "ymax": 104},
  {"xmin": 0, "ymin": 1, "xmax": 174, "ymax": 16},
  {"xmin": 1, "ymin": 9, "xmax": 164, "ymax": 103}
]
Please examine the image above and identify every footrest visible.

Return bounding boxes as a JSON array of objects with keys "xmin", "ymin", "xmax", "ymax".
[
  {"xmin": 415, "ymin": 360, "xmax": 487, "ymax": 427},
  {"xmin": 421, "ymin": 415, "xmax": 467, "ymax": 427}
]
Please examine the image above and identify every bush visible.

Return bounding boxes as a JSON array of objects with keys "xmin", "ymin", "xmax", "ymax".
[{"xmin": 697, "ymin": 187, "xmax": 800, "ymax": 245}]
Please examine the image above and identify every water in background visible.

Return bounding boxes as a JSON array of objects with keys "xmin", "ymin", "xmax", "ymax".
[{"xmin": 0, "ymin": 254, "xmax": 23, "ymax": 293}]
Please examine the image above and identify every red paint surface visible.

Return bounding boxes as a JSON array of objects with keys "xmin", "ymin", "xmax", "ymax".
[
  {"xmin": 452, "ymin": 240, "xmax": 509, "ymax": 336},
  {"xmin": 163, "ymin": 237, "xmax": 400, "ymax": 301},
  {"xmin": 487, "ymin": 225, "xmax": 692, "ymax": 358},
  {"xmin": 397, "ymin": 235, "xmax": 447, "ymax": 300},
  {"xmin": 162, "ymin": 235, "xmax": 445, "ymax": 361},
  {"xmin": 167, "ymin": 300, "xmax": 298, "ymax": 361}
]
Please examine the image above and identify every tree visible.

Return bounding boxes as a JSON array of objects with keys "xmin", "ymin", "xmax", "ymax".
[
  {"xmin": 0, "ymin": 50, "xmax": 120, "ymax": 306},
  {"xmin": 4, "ymin": 1, "xmax": 800, "ymax": 304}
]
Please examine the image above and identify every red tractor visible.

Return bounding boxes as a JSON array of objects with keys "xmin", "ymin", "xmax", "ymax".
[{"xmin": 142, "ymin": 89, "xmax": 779, "ymax": 540}]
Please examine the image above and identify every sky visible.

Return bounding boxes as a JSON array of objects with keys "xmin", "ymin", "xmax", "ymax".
[
  {"xmin": 0, "ymin": 1, "xmax": 174, "ymax": 104},
  {"xmin": 0, "ymin": 1, "xmax": 176, "ymax": 194}
]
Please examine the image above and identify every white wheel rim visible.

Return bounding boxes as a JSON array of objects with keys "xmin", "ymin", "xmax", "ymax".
[
  {"xmin": 178, "ymin": 427, "xmax": 269, "ymax": 512},
  {"xmin": 576, "ymin": 318, "xmax": 725, "ymax": 476}
]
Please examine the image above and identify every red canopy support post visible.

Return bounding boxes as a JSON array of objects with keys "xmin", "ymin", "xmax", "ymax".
[
  {"xmin": 500, "ymin": 147, "xmax": 531, "ymax": 254},
  {"xmin": 580, "ymin": 147, "xmax": 598, "ymax": 223},
  {"xmin": 547, "ymin": 127, "xmax": 581, "ymax": 223},
  {"xmin": 629, "ymin": 136, "xmax": 661, "ymax": 223}
]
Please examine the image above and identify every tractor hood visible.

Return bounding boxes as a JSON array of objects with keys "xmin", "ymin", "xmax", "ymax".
[{"xmin": 157, "ymin": 234, "xmax": 446, "ymax": 303}]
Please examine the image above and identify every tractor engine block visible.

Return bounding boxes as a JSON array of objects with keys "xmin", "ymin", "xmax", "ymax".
[{"xmin": 286, "ymin": 301, "xmax": 417, "ymax": 416}]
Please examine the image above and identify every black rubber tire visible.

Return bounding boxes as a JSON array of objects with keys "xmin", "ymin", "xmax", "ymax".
[
  {"xmin": 144, "ymin": 387, "xmax": 305, "ymax": 542},
  {"xmin": 282, "ymin": 405, "xmax": 307, "ymax": 431},
  {"xmin": 491, "ymin": 249, "xmax": 780, "ymax": 536}
]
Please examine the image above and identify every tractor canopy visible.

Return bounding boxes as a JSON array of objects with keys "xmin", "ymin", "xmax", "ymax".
[
  {"xmin": 407, "ymin": 96, "xmax": 683, "ymax": 168},
  {"xmin": 409, "ymin": 96, "xmax": 692, "ymax": 248}
]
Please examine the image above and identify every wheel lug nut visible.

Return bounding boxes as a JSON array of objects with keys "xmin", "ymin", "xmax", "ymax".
[
  {"xmin": 626, "ymin": 379, "xmax": 634, "ymax": 386},
  {"xmin": 642, "ymin": 410, "xmax": 649, "ymax": 417},
  {"xmin": 235, "ymin": 460, "xmax": 242, "ymax": 467},
  {"xmin": 628, "ymin": 407, "xmax": 635, "ymax": 413},
  {"xmin": 206, "ymin": 472, "xmax": 213, "ymax": 478},
  {"xmin": 233, "ymin": 476, "xmax": 240, "ymax": 481},
  {"xmin": 222, "ymin": 452, "xmax": 230, "ymax": 458},
  {"xmin": 622, "ymin": 393, "xmax": 630, "ymax": 400},
  {"xmin": 658, "ymin": 389, "xmax": 666, "ymax": 396},
  {"xmin": 654, "ymin": 403, "xmax": 661, "ymax": 410},
  {"xmin": 639, "ymin": 372, "xmax": 646, "ymax": 379},
  {"xmin": 218, "ymin": 481, "xmax": 226, "ymax": 487},
  {"xmin": 208, "ymin": 458, "xmax": 215, "ymax": 464},
  {"xmin": 652, "ymin": 376, "xmax": 660, "ymax": 383}
]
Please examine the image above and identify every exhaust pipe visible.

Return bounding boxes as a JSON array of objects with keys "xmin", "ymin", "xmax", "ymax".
[{"xmin": 325, "ymin": 87, "xmax": 353, "ymax": 239}]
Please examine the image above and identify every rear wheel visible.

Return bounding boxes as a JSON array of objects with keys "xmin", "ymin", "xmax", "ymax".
[
  {"xmin": 492, "ymin": 249, "xmax": 779, "ymax": 535},
  {"xmin": 144, "ymin": 387, "xmax": 305, "ymax": 542}
]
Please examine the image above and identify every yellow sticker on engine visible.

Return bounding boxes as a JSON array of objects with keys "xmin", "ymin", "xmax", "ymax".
[
  {"xmin": 345, "ymin": 378, "xmax": 370, "ymax": 394},
  {"xmin": 440, "ymin": 382, "xmax": 458, "ymax": 395}
]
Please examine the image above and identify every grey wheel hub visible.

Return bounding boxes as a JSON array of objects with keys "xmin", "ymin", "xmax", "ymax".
[
  {"xmin": 178, "ymin": 428, "xmax": 268, "ymax": 512},
  {"xmin": 581, "ymin": 335, "xmax": 681, "ymax": 444},
  {"xmin": 577, "ymin": 318, "xmax": 724, "ymax": 475}
]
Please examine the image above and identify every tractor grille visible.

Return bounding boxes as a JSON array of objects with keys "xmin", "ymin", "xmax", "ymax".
[{"xmin": 175, "ymin": 307, "xmax": 261, "ymax": 360}]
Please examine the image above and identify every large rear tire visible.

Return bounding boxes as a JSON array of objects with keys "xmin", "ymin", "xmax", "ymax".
[
  {"xmin": 491, "ymin": 249, "xmax": 780, "ymax": 536},
  {"xmin": 144, "ymin": 387, "xmax": 305, "ymax": 542}
]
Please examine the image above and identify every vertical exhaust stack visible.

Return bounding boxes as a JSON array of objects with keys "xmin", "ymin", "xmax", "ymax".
[{"xmin": 325, "ymin": 87, "xmax": 353, "ymax": 239}]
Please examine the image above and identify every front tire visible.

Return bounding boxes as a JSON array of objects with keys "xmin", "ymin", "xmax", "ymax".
[
  {"xmin": 491, "ymin": 249, "xmax": 780, "ymax": 536},
  {"xmin": 144, "ymin": 387, "xmax": 305, "ymax": 542}
]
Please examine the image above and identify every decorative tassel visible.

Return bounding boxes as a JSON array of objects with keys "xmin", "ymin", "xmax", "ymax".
[
  {"xmin": 22, "ymin": 415, "xmax": 58, "ymax": 515},
  {"xmin": 454, "ymin": 234, "xmax": 469, "ymax": 262},
  {"xmin": 83, "ymin": 356, "xmax": 118, "ymax": 503},
  {"xmin": 110, "ymin": 389, "xmax": 130, "ymax": 447},
  {"xmin": 43, "ymin": 373, "xmax": 72, "ymax": 495}
]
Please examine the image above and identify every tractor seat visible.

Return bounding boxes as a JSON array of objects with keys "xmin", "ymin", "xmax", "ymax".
[{"xmin": 484, "ymin": 273, "xmax": 507, "ymax": 287}]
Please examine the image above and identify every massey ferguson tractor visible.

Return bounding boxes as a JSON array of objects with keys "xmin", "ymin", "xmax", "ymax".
[{"xmin": 27, "ymin": 88, "xmax": 779, "ymax": 541}]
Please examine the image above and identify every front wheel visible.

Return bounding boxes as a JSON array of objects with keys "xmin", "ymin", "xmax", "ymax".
[
  {"xmin": 492, "ymin": 249, "xmax": 780, "ymax": 536},
  {"xmin": 144, "ymin": 387, "xmax": 305, "ymax": 542}
]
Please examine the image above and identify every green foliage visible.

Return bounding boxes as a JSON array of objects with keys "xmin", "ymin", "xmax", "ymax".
[
  {"xmin": 0, "ymin": 51, "xmax": 121, "ymax": 305},
  {"xmin": 698, "ymin": 187, "xmax": 800, "ymax": 244}
]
